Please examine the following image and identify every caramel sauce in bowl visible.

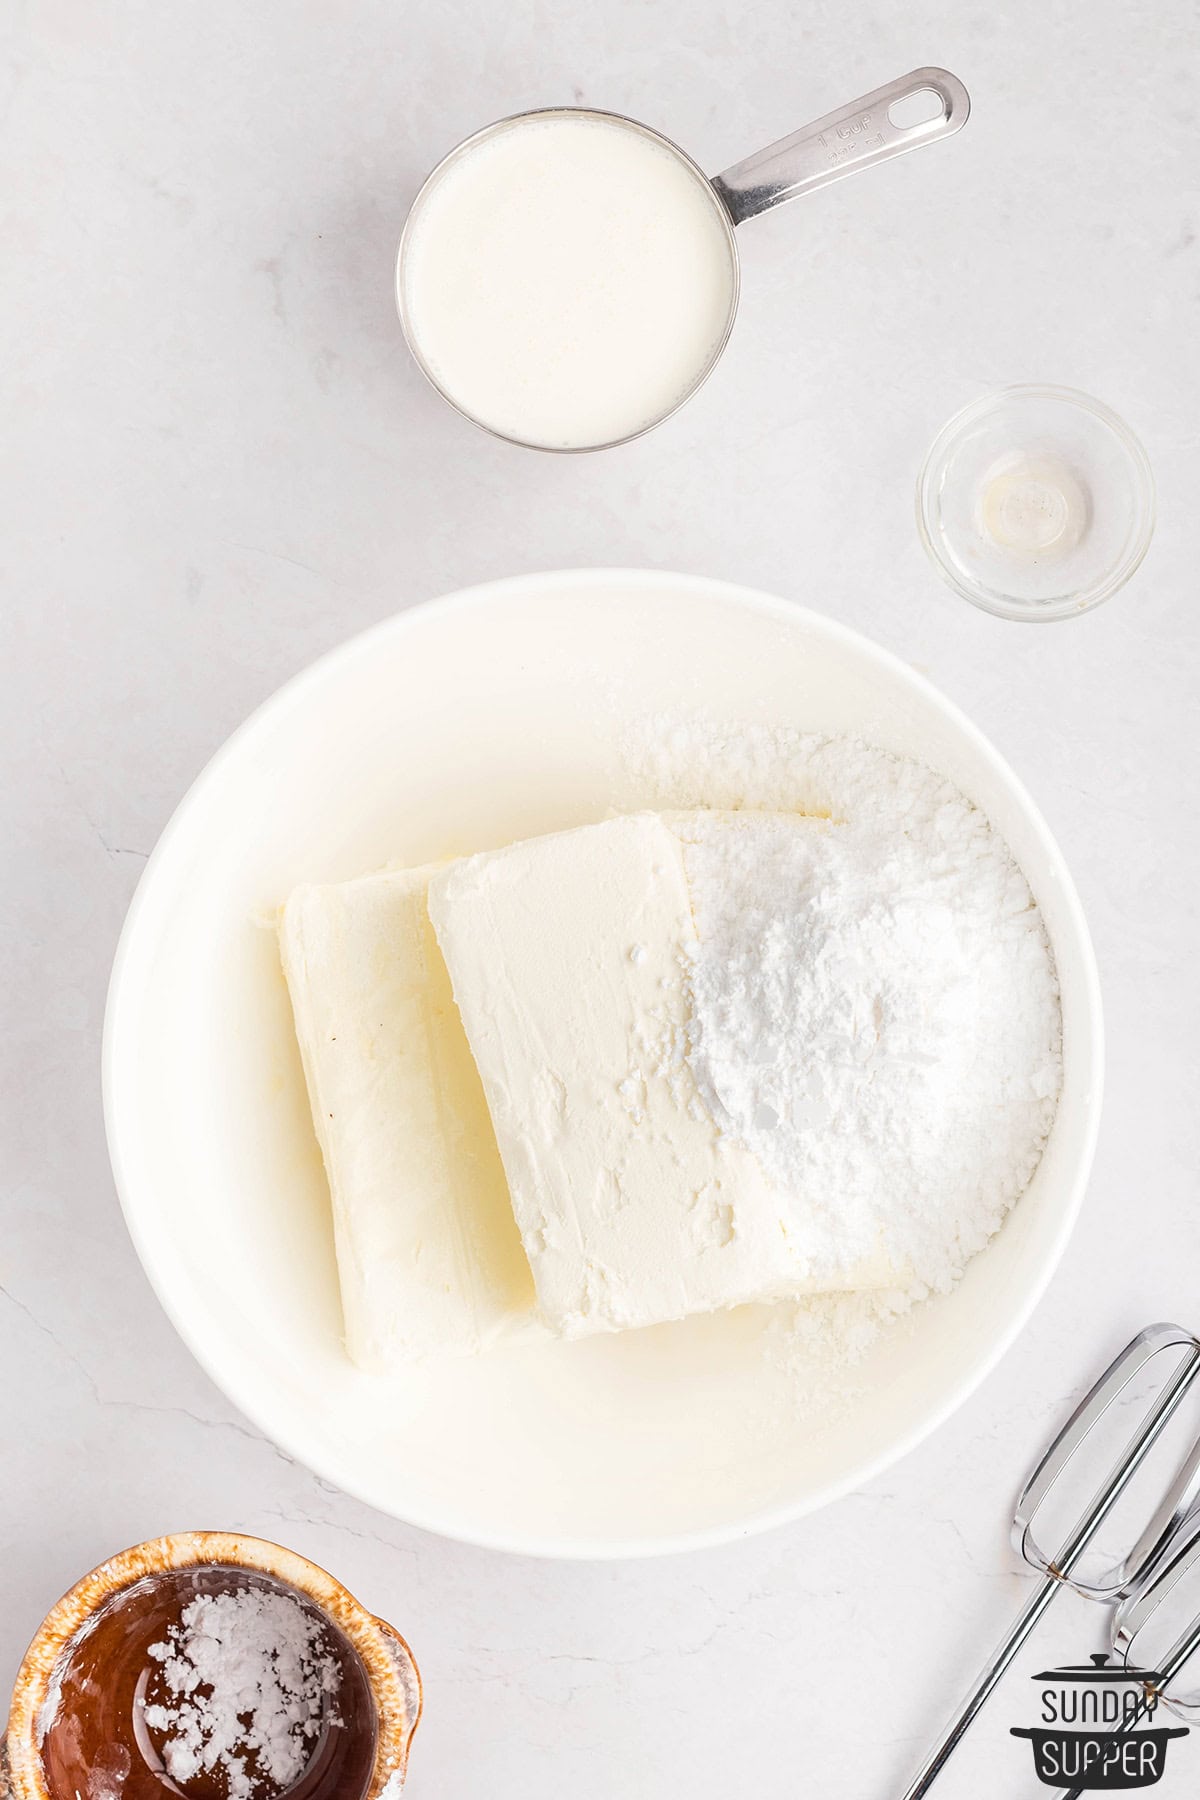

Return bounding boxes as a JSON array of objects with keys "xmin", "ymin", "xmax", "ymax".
[{"xmin": 2, "ymin": 1533, "xmax": 421, "ymax": 1800}]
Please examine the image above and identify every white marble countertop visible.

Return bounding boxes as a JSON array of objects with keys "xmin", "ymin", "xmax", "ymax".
[{"xmin": 4, "ymin": 2, "xmax": 1200, "ymax": 1795}]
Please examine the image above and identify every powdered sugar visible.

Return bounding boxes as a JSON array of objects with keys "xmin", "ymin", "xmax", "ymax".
[
  {"xmin": 677, "ymin": 805, "xmax": 1060, "ymax": 1296},
  {"xmin": 621, "ymin": 713, "xmax": 1063, "ymax": 1369},
  {"xmin": 141, "ymin": 1586, "xmax": 340, "ymax": 1799}
]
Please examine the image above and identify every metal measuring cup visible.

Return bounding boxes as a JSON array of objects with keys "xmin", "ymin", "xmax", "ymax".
[
  {"xmin": 900, "ymin": 1323, "xmax": 1200, "ymax": 1799},
  {"xmin": 395, "ymin": 68, "xmax": 970, "ymax": 451}
]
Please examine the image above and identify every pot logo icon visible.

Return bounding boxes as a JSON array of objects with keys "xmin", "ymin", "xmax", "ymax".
[{"xmin": 1011, "ymin": 1653, "xmax": 1188, "ymax": 1789}]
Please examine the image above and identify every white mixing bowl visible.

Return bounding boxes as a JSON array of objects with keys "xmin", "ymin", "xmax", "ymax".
[{"xmin": 103, "ymin": 570, "xmax": 1102, "ymax": 1557}]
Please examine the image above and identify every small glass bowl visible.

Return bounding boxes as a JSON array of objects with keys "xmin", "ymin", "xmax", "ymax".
[{"xmin": 916, "ymin": 385, "xmax": 1155, "ymax": 621}]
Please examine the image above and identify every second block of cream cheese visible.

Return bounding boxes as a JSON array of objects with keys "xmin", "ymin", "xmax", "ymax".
[
  {"xmin": 428, "ymin": 813, "xmax": 880, "ymax": 1338},
  {"xmin": 280, "ymin": 866, "xmax": 538, "ymax": 1369}
]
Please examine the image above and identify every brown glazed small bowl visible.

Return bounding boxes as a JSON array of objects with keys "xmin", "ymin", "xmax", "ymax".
[{"xmin": 2, "ymin": 1531, "xmax": 422, "ymax": 1800}]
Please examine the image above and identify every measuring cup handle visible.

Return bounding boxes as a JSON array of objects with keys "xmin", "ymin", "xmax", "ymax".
[{"xmin": 711, "ymin": 67, "xmax": 969, "ymax": 225}]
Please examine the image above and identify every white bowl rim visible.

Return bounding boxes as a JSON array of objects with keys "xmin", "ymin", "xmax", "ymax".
[{"xmin": 102, "ymin": 567, "xmax": 1104, "ymax": 1559}]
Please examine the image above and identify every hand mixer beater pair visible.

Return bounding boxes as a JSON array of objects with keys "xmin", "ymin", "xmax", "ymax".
[{"xmin": 901, "ymin": 1322, "xmax": 1200, "ymax": 1798}]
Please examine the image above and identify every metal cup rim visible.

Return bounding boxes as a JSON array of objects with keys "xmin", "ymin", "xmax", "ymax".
[{"xmin": 393, "ymin": 105, "xmax": 742, "ymax": 453}]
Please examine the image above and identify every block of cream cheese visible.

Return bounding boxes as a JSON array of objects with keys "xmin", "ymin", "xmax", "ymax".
[
  {"xmin": 279, "ymin": 866, "xmax": 538, "ymax": 1369},
  {"xmin": 428, "ymin": 813, "xmax": 892, "ymax": 1338}
]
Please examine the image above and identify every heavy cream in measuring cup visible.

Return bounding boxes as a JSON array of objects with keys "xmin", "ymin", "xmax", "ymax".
[{"xmin": 399, "ymin": 112, "xmax": 738, "ymax": 449}]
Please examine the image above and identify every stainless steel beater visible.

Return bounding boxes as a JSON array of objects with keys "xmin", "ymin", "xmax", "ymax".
[
  {"xmin": 1044, "ymin": 1500, "xmax": 1200, "ymax": 1800},
  {"xmin": 899, "ymin": 1322, "xmax": 1200, "ymax": 1799}
]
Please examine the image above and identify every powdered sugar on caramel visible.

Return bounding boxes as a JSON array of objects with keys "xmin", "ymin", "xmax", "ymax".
[{"xmin": 141, "ymin": 1587, "xmax": 340, "ymax": 1798}]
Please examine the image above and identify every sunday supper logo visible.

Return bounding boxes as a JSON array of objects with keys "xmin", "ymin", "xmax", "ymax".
[{"xmin": 1010, "ymin": 1654, "xmax": 1189, "ymax": 1790}]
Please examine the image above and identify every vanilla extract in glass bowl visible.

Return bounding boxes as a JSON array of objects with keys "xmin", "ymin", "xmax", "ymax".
[{"xmin": 916, "ymin": 385, "xmax": 1155, "ymax": 620}]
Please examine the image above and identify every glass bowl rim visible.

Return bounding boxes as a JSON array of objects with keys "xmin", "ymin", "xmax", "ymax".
[{"xmin": 915, "ymin": 382, "xmax": 1156, "ymax": 622}]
